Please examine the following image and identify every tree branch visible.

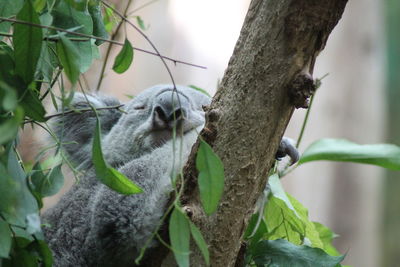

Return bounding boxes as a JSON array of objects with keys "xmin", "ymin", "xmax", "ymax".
[{"xmin": 153, "ymin": 0, "xmax": 348, "ymax": 266}]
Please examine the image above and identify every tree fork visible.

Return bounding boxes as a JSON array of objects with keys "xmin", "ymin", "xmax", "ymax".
[{"xmin": 157, "ymin": 0, "xmax": 348, "ymax": 266}]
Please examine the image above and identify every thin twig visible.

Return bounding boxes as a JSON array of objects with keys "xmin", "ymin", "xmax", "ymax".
[
  {"xmin": 128, "ymin": 0, "xmax": 160, "ymax": 15},
  {"xmin": 40, "ymin": 68, "xmax": 63, "ymax": 101},
  {"xmin": 295, "ymin": 94, "xmax": 315, "ymax": 149},
  {"xmin": 0, "ymin": 31, "xmax": 89, "ymax": 42},
  {"xmin": 280, "ymin": 74, "xmax": 330, "ymax": 177},
  {"xmin": 96, "ymin": 0, "xmax": 134, "ymax": 91},
  {"xmin": 295, "ymin": 73, "xmax": 328, "ymax": 148},
  {"xmin": 0, "ymin": 17, "xmax": 206, "ymax": 69},
  {"xmin": 23, "ymin": 104, "xmax": 124, "ymax": 125},
  {"xmin": 101, "ymin": 1, "xmax": 177, "ymax": 89}
]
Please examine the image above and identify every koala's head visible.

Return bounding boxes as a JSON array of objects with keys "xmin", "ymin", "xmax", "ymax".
[{"xmin": 102, "ymin": 85, "xmax": 211, "ymax": 166}]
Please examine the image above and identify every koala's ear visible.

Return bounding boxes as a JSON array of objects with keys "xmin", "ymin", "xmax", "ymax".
[{"xmin": 51, "ymin": 92, "xmax": 123, "ymax": 167}]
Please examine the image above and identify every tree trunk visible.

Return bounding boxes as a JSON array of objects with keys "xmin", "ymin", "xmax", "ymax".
[{"xmin": 156, "ymin": 0, "xmax": 348, "ymax": 266}]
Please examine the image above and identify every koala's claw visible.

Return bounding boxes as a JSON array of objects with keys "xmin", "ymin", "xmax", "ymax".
[{"xmin": 275, "ymin": 137, "xmax": 299, "ymax": 165}]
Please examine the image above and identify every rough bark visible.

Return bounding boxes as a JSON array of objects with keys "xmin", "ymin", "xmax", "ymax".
[{"xmin": 155, "ymin": 0, "xmax": 348, "ymax": 266}]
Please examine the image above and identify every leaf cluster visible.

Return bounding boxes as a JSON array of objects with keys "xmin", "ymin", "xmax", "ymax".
[
  {"xmin": 242, "ymin": 118, "xmax": 400, "ymax": 266},
  {"xmin": 0, "ymin": 0, "xmax": 147, "ymax": 265}
]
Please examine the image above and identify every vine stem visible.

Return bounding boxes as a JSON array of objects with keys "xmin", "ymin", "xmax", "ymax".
[
  {"xmin": 127, "ymin": 0, "xmax": 160, "ymax": 16},
  {"xmin": 279, "ymin": 93, "xmax": 316, "ymax": 177},
  {"xmin": 0, "ymin": 31, "xmax": 89, "ymax": 42},
  {"xmin": 40, "ymin": 68, "xmax": 63, "ymax": 101},
  {"xmin": 280, "ymin": 74, "xmax": 329, "ymax": 177},
  {"xmin": 101, "ymin": 0, "xmax": 177, "ymax": 89},
  {"xmin": 96, "ymin": 0, "xmax": 134, "ymax": 91},
  {"xmin": 0, "ymin": 17, "xmax": 206, "ymax": 70},
  {"xmin": 295, "ymin": 73, "xmax": 328, "ymax": 149},
  {"xmin": 23, "ymin": 104, "xmax": 124, "ymax": 125},
  {"xmin": 295, "ymin": 94, "xmax": 315, "ymax": 148}
]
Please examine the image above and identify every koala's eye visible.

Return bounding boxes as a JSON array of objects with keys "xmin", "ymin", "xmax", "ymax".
[{"xmin": 133, "ymin": 105, "xmax": 146, "ymax": 110}]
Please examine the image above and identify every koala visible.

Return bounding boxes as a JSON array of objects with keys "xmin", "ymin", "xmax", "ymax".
[
  {"xmin": 42, "ymin": 84, "xmax": 298, "ymax": 267},
  {"xmin": 42, "ymin": 85, "xmax": 209, "ymax": 267}
]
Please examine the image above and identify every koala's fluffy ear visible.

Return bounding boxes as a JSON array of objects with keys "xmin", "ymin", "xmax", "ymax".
[{"xmin": 51, "ymin": 93, "xmax": 122, "ymax": 167}]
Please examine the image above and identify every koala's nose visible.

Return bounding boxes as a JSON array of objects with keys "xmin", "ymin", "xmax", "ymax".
[
  {"xmin": 154, "ymin": 105, "xmax": 185, "ymax": 124},
  {"xmin": 153, "ymin": 91, "xmax": 189, "ymax": 127}
]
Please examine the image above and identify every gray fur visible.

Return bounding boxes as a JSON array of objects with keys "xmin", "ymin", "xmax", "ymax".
[
  {"xmin": 52, "ymin": 92, "xmax": 123, "ymax": 170},
  {"xmin": 42, "ymin": 85, "xmax": 210, "ymax": 267},
  {"xmin": 276, "ymin": 137, "xmax": 299, "ymax": 165}
]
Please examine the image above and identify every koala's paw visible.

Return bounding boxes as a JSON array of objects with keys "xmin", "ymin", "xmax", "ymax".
[{"xmin": 275, "ymin": 137, "xmax": 299, "ymax": 165}]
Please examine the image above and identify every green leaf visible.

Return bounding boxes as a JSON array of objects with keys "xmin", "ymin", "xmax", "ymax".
[
  {"xmin": 33, "ymin": 0, "xmax": 47, "ymax": 12},
  {"xmin": 30, "ymin": 240, "xmax": 53, "ymax": 267},
  {"xmin": 11, "ymin": 248, "xmax": 37, "ymax": 267},
  {"xmin": 0, "ymin": 218, "xmax": 12, "ymax": 258},
  {"xmin": 74, "ymin": 40, "xmax": 94, "ymax": 73},
  {"xmin": 264, "ymin": 196, "xmax": 303, "ymax": 245},
  {"xmin": 299, "ymin": 138, "xmax": 400, "ymax": 170},
  {"xmin": 0, "ymin": 146, "xmax": 38, "ymax": 227},
  {"xmin": 112, "ymin": 39, "xmax": 134, "ymax": 74},
  {"xmin": 92, "ymin": 117, "xmax": 142, "ymax": 194},
  {"xmin": 0, "ymin": 107, "xmax": 24, "ymax": 145},
  {"xmin": 52, "ymin": 0, "xmax": 95, "ymax": 72},
  {"xmin": 196, "ymin": 140, "xmax": 224, "ymax": 215},
  {"xmin": 20, "ymin": 89, "xmax": 46, "ymax": 122},
  {"xmin": 36, "ymin": 43, "xmax": 56, "ymax": 83},
  {"xmin": 313, "ymin": 222, "xmax": 341, "ymax": 256},
  {"xmin": 56, "ymin": 34, "xmax": 80, "ymax": 84},
  {"xmin": 39, "ymin": 12, "xmax": 54, "ymax": 35},
  {"xmin": 103, "ymin": 6, "xmax": 116, "ymax": 33},
  {"xmin": 267, "ymin": 175, "xmax": 323, "ymax": 248},
  {"xmin": 188, "ymin": 85, "xmax": 211, "ymax": 97},
  {"xmin": 25, "ymin": 213, "xmax": 41, "ymax": 234},
  {"xmin": 0, "ymin": 82, "xmax": 17, "ymax": 111},
  {"xmin": 30, "ymin": 164, "xmax": 64, "ymax": 197},
  {"xmin": 286, "ymin": 194, "xmax": 324, "ymax": 248},
  {"xmin": 65, "ymin": 0, "xmax": 89, "ymax": 11},
  {"xmin": 35, "ymin": 31, "xmax": 57, "ymax": 82},
  {"xmin": 88, "ymin": 1, "xmax": 108, "ymax": 45},
  {"xmin": 11, "ymin": 226, "xmax": 34, "ymax": 241},
  {"xmin": 251, "ymin": 239, "xmax": 344, "ymax": 267},
  {"xmin": 135, "ymin": 16, "xmax": 146, "ymax": 30},
  {"xmin": 169, "ymin": 207, "xmax": 190, "ymax": 267},
  {"xmin": 14, "ymin": 237, "xmax": 32, "ymax": 248},
  {"xmin": 6, "ymin": 146, "xmax": 39, "ymax": 224},
  {"xmin": 189, "ymin": 222, "xmax": 210, "ymax": 266},
  {"xmin": 268, "ymin": 174, "xmax": 297, "ymax": 214},
  {"xmin": 52, "ymin": 0, "xmax": 92, "ymax": 34},
  {"xmin": 91, "ymin": 41, "xmax": 100, "ymax": 59},
  {"xmin": 13, "ymin": 0, "xmax": 43, "ymax": 84},
  {"xmin": 244, "ymin": 212, "xmax": 268, "ymax": 250},
  {"xmin": 0, "ymin": 42, "xmax": 16, "ymax": 86},
  {"xmin": 0, "ymin": 0, "xmax": 24, "ymax": 40}
]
